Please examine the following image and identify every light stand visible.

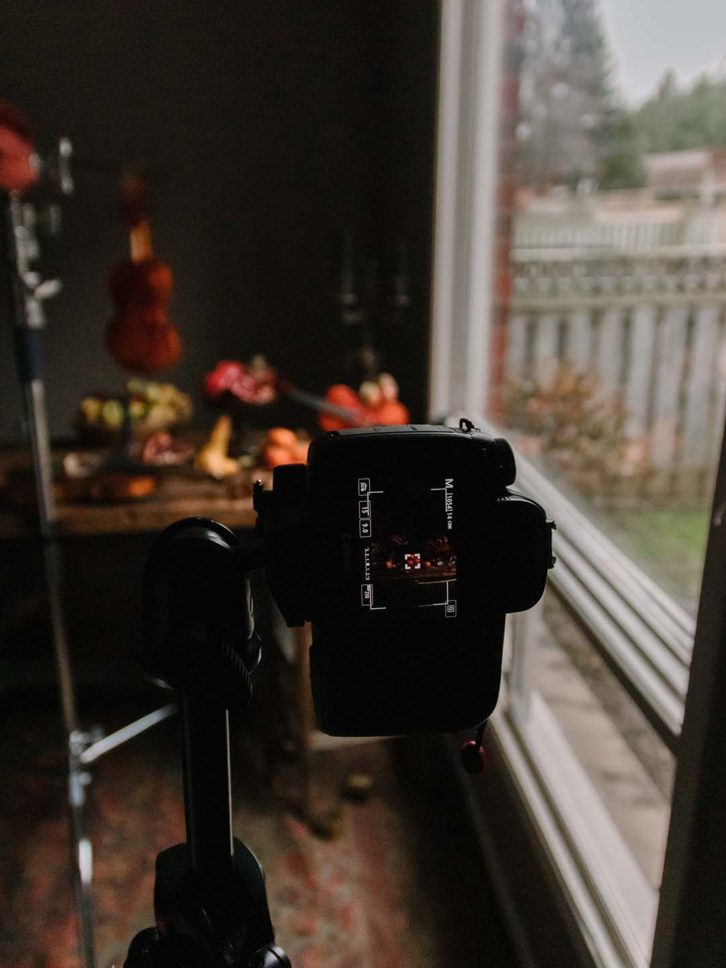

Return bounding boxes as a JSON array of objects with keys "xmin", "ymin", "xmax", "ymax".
[{"xmin": 1, "ymin": 168, "xmax": 176, "ymax": 968}]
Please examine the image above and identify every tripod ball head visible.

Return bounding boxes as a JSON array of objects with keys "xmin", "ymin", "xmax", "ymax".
[{"xmin": 141, "ymin": 517, "xmax": 261, "ymax": 709}]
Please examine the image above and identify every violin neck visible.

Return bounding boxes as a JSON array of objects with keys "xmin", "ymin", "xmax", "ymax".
[{"xmin": 129, "ymin": 220, "xmax": 153, "ymax": 262}]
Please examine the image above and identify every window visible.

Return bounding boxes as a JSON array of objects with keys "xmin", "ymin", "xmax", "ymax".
[{"xmin": 430, "ymin": 3, "xmax": 724, "ymax": 965}]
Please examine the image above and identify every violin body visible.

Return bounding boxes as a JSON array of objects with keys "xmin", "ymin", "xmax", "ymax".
[
  {"xmin": 105, "ymin": 301, "xmax": 181, "ymax": 374},
  {"xmin": 105, "ymin": 176, "xmax": 181, "ymax": 374},
  {"xmin": 108, "ymin": 256, "xmax": 173, "ymax": 304}
]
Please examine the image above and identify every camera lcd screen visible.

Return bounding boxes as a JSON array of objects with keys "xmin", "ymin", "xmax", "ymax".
[{"xmin": 356, "ymin": 474, "xmax": 458, "ymax": 618}]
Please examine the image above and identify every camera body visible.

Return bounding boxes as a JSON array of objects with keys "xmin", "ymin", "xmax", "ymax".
[{"xmin": 254, "ymin": 423, "xmax": 554, "ymax": 736}]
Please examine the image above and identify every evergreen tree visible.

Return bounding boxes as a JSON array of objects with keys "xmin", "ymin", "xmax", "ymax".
[
  {"xmin": 635, "ymin": 71, "xmax": 726, "ymax": 154},
  {"xmin": 595, "ymin": 107, "xmax": 644, "ymax": 190},
  {"xmin": 519, "ymin": 0, "xmax": 615, "ymax": 189},
  {"xmin": 519, "ymin": 0, "xmax": 644, "ymax": 190},
  {"xmin": 519, "ymin": 2, "xmax": 726, "ymax": 192}
]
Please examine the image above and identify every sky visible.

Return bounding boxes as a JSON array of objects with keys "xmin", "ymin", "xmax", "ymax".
[{"xmin": 600, "ymin": 0, "xmax": 726, "ymax": 105}]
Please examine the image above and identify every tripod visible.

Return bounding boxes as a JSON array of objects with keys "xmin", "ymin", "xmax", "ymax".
[{"xmin": 125, "ymin": 518, "xmax": 291, "ymax": 968}]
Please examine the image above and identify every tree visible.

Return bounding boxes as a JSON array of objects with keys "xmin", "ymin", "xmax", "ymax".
[
  {"xmin": 595, "ymin": 107, "xmax": 644, "ymax": 190},
  {"xmin": 634, "ymin": 71, "xmax": 726, "ymax": 154},
  {"xmin": 518, "ymin": 1, "xmax": 726, "ymax": 192},
  {"xmin": 519, "ymin": 0, "xmax": 616, "ymax": 189}
]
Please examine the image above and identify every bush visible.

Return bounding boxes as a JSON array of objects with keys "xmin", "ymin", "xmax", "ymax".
[{"xmin": 504, "ymin": 362, "xmax": 641, "ymax": 499}]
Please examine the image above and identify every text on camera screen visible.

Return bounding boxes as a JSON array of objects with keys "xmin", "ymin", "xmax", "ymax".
[{"xmin": 355, "ymin": 475, "xmax": 457, "ymax": 617}]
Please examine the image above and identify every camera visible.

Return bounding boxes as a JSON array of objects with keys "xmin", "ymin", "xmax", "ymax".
[
  {"xmin": 254, "ymin": 421, "xmax": 554, "ymax": 737},
  {"xmin": 125, "ymin": 423, "xmax": 553, "ymax": 967}
]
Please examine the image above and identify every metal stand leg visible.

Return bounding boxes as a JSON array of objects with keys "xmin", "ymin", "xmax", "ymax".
[
  {"xmin": 3, "ymin": 190, "xmax": 179, "ymax": 968},
  {"xmin": 3, "ymin": 192, "xmax": 96, "ymax": 968},
  {"xmin": 68, "ymin": 730, "xmax": 96, "ymax": 968},
  {"xmin": 24, "ymin": 399, "xmax": 98, "ymax": 967}
]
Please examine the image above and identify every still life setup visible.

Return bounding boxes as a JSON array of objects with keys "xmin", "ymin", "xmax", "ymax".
[
  {"xmin": 7, "ymin": 0, "xmax": 726, "ymax": 963},
  {"xmin": 0, "ymin": 95, "xmax": 553, "ymax": 968},
  {"xmin": 0, "ymin": 110, "xmax": 411, "ymax": 516},
  {"xmin": 0, "ymin": 99, "xmax": 415, "ymax": 968}
]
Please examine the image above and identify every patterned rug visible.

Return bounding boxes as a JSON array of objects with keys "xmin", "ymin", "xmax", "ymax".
[{"xmin": 0, "ymin": 689, "xmax": 515, "ymax": 968}]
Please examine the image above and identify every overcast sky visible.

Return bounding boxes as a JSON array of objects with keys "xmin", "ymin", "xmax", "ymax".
[{"xmin": 600, "ymin": 0, "xmax": 726, "ymax": 104}]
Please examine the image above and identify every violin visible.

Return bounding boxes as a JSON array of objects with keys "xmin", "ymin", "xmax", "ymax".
[{"xmin": 105, "ymin": 172, "xmax": 181, "ymax": 373}]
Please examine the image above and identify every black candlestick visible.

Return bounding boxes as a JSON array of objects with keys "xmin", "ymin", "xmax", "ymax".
[{"xmin": 336, "ymin": 228, "xmax": 411, "ymax": 383}]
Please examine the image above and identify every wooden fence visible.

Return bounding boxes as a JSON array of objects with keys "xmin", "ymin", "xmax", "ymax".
[
  {"xmin": 513, "ymin": 216, "xmax": 685, "ymax": 251},
  {"xmin": 505, "ymin": 246, "xmax": 726, "ymax": 499}
]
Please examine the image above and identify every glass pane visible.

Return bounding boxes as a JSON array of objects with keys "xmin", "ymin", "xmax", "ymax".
[
  {"xmin": 488, "ymin": 0, "xmax": 726, "ymax": 950},
  {"xmin": 533, "ymin": 590, "xmax": 673, "ymax": 888},
  {"xmin": 489, "ymin": 0, "xmax": 724, "ymax": 615}
]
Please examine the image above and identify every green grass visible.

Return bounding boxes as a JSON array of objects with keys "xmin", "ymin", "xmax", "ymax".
[{"xmin": 600, "ymin": 506, "xmax": 710, "ymax": 610}]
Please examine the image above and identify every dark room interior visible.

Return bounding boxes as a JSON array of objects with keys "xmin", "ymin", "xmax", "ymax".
[{"xmin": 3, "ymin": 2, "xmax": 726, "ymax": 967}]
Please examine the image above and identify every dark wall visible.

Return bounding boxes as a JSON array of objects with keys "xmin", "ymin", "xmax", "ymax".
[{"xmin": 0, "ymin": 0, "xmax": 438, "ymax": 440}]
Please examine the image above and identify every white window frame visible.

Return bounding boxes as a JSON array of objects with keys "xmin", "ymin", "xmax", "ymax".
[
  {"xmin": 430, "ymin": 0, "xmax": 503, "ymax": 419},
  {"xmin": 429, "ymin": 4, "xmax": 715, "ymax": 966}
]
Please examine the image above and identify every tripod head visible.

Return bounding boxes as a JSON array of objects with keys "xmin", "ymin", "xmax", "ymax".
[
  {"xmin": 142, "ymin": 517, "xmax": 263, "ymax": 710},
  {"xmin": 125, "ymin": 518, "xmax": 291, "ymax": 968}
]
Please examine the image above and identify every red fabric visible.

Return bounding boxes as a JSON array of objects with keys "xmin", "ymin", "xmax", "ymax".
[{"xmin": 0, "ymin": 100, "xmax": 37, "ymax": 193}]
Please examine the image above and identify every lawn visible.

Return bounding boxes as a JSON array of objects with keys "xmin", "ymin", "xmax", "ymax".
[{"xmin": 598, "ymin": 506, "xmax": 710, "ymax": 612}]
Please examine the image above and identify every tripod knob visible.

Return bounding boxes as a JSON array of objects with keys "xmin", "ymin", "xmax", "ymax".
[{"xmin": 249, "ymin": 944, "xmax": 291, "ymax": 967}]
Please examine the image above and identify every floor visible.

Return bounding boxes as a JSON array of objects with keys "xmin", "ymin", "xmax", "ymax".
[{"xmin": 0, "ymin": 687, "xmax": 518, "ymax": 968}]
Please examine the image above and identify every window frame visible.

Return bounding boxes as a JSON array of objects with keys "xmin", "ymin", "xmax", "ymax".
[{"xmin": 429, "ymin": 3, "xmax": 726, "ymax": 965}]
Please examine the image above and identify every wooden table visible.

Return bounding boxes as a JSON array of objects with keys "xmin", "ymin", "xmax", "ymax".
[
  {"xmin": 1, "ymin": 453, "xmax": 368, "ymax": 828},
  {"xmin": 0, "ymin": 464, "xmax": 263, "ymax": 539}
]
